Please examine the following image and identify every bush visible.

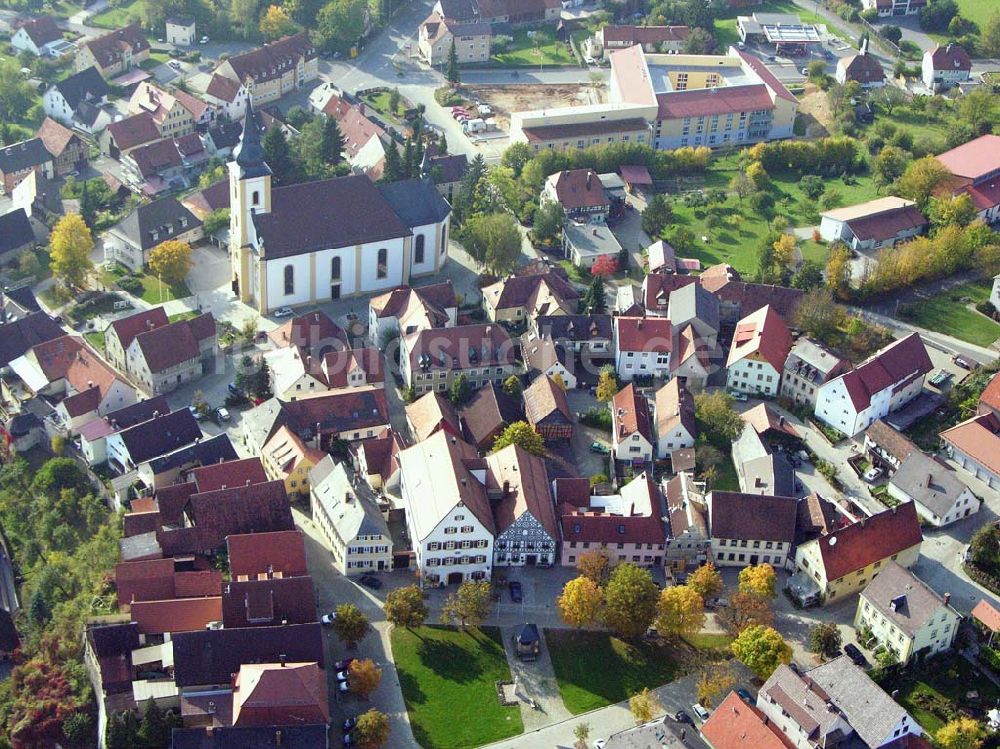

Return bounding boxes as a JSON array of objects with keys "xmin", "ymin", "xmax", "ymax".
[
  {"xmin": 116, "ymin": 275, "xmax": 143, "ymax": 295},
  {"xmin": 579, "ymin": 407, "xmax": 612, "ymax": 431},
  {"xmin": 976, "ymin": 301, "xmax": 996, "ymax": 317}
]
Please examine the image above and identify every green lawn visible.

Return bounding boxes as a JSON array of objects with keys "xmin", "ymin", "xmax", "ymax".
[
  {"xmin": 545, "ymin": 629, "xmax": 680, "ymax": 714},
  {"xmin": 90, "ymin": 0, "xmax": 144, "ymax": 29},
  {"xmin": 891, "ymin": 658, "xmax": 1000, "ymax": 735},
  {"xmin": 493, "ymin": 28, "xmax": 578, "ymax": 66},
  {"xmin": 361, "ymin": 90, "xmax": 410, "ymax": 125},
  {"xmin": 898, "ymin": 280, "xmax": 1000, "ymax": 348},
  {"xmin": 103, "ymin": 264, "xmax": 191, "ymax": 304},
  {"xmin": 682, "ymin": 632, "xmax": 734, "ymax": 655},
  {"xmin": 954, "ymin": 0, "xmax": 994, "ymax": 27},
  {"xmin": 713, "ymin": 0, "xmax": 853, "ymax": 47},
  {"xmin": 710, "ymin": 458, "xmax": 741, "ymax": 492},
  {"xmin": 84, "ymin": 331, "xmax": 105, "ymax": 352},
  {"xmin": 391, "ymin": 626, "xmax": 523, "ymax": 749}
]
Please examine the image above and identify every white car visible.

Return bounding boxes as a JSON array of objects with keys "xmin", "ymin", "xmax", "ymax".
[
  {"xmin": 692, "ymin": 703, "xmax": 711, "ymax": 722},
  {"xmin": 200, "ymin": 36, "xmax": 210, "ymax": 44},
  {"xmin": 321, "ymin": 611, "xmax": 338, "ymax": 626},
  {"xmin": 863, "ymin": 466, "xmax": 884, "ymax": 483},
  {"xmin": 273, "ymin": 306, "xmax": 294, "ymax": 318},
  {"xmin": 338, "ymin": 680, "xmax": 350, "ymax": 693},
  {"xmin": 336, "ymin": 669, "xmax": 351, "ymax": 681}
]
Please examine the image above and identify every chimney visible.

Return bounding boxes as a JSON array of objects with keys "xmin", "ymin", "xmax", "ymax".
[
  {"xmin": 637, "ymin": 318, "xmax": 643, "ymax": 329},
  {"xmin": 275, "ymin": 730, "xmax": 282, "ymax": 747},
  {"xmin": 502, "ymin": 480, "xmax": 510, "ymax": 496},
  {"xmin": 943, "ymin": 592, "xmax": 951, "ymax": 606},
  {"xmin": 279, "ymin": 653, "xmax": 287, "ymax": 666},
  {"xmin": 586, "ymin": 171, "xmax": 592, "ymax": 190}
]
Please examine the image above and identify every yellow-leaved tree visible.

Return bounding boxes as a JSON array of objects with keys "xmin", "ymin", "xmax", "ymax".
[
  {"xmin": 148, "ymin": 240, "xmax": 193, "ymax": 286},
  {"xmin": 258, "ymin": 4, "xmax": 298, "ymax": 40},
  {"xmin": 49, "ymin": 213, "xmax": 93, "ymax": 289},
  {"xmin": 557, "ymin": 576, "xmax": 603, "ymax": 630}
]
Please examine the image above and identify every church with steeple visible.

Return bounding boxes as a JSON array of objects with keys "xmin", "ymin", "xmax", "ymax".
[{"xmin": 228, "ymin": 99, "xmax": 452, "ymax": 315}]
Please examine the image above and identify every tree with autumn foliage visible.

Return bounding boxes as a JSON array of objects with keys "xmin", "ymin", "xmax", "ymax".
[
  {"xmin": 718, "ymin": 591, "xmax": 774, "ymax": 636},
  {"xmin": 738, "ymin": 564, "xmax": 777, "ymax": 599},
  {"xmin": 603, "ymin": 563, "xmax": 659, "ymax": 640},
  {"xmin": 595, "ymin": 365, "xmax": 619, "ymax": 403},
  {"xmin": 148, "ymin": 239, "xmax": 193, "ymax": 286},
  {"xmin": 575, "ymin": 549, "xmax": 613, "ymax": 585},
  {"xmin": 629, "ymin": 688, "xmax": 662, "ymax": 725},
  {"xmin": 687, "ymin": 564, "xmax": 723, "ymax": 600},
  {"xmin": 354, "ymin": 708, "xmax": 391, "ymax": 749},
  {"xmin": 654, "ymin": 585, "xmax": 705, "ymax": 638},
  {"xmin": 591, "ymin": 254, "xmax": 619, "ymax": 278},
  {"xmin": 731, "ymin": 625, "xmax": 792, "ymax": 679},
  {"xmin": 259, "ymin": 4, "xmax": 298, "ymax": 39},
  {"xmin": 558, "ymin": 575, "xmax": 604, "ymax": 630},
  {"xmin": 349, "ymin": 659, "xmax": 382, "ymax": 699},
  {"xmin": 49, "ymin": 213, "xmax": 93, "ymax": 289},
  {"xmin": 491, "ymin": 421, "xmax": 545, "ymax": 456}
]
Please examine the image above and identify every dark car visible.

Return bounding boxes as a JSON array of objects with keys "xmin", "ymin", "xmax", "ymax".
[
  {"xmin": 358, "ymin": 574, "xmax": 382, "ymax": 589},
  {"xmin": 844, "ymin": 643, "xmax": 867, "ymax": 667},
  {"xmin": 672, "ymin": 710, "xmax": 692, "ymax": 724},
  {"xmin": 509, "ymin": 580, "xmax": 523, "ymax": 603},
  {"xmin": 228, "ymin": 382, "xmax": 244, "ymax": 396},
  {"xmin": 335, "ymin": 658, "xmax": 355, "ymax": 671},
  {"xmin": 342, "ymin": 717, "xmax": 357, "ymax": 733},
  {"xmin": 736, "ymin": 688, "xmax": 753, "ymax": 703},
  {"xmin": 952, "ymin": 355, "xmax": 974, "ymax": 370}
]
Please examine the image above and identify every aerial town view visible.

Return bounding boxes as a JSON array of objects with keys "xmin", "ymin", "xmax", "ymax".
[{"xmin": 0, "ymin": 0, "xmax": 999, "ymax": 746}]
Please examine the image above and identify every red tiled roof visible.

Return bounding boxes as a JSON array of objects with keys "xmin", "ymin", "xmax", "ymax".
[
  {"xmin": 553, "ymin": 477, "xmax": 591, "ymax": 509},
  {"xmin": 339, "ymin": 105, "xmax": 387, "ymax": 159},
  {"xmin": 321, "ymin": 347, "xmax": 384, "ymax": 388},
  {"xmin": 110, "ymin": 307, "xmax": 169, "ymax": 350},
  {"xmin": 643, "ymin": 273, "xmax": 695, "ymax": 311},
  {"xmin": 222, "ymin": 33, "xmax": 316, "ymax": 85},
  {"xmin": 232, "ymin": 662, "xmax": 329, "ymax": 727},
  {"xmin": 82, "ymin": 24, "xmax": 149, "ymax": 70},
  {"xmin": 130, "ymin": 596, "xmax": 222, "ymax": 634},
  {"xmin": 403, "ymin": 323, "xmax": 516, "ymax": 373},
  {"xmin": 227, "ymin": 530, "xmax": 308, "ymax": 579},
  {"xmin": 221, "ymin": 575, "xmax": 317, "ymax": 628},
  {"xmin": 193, "ymin": 457, "xmax": 268, "ymax": 492},
  {"xmin": 406, "ymin": 391, "xmax": 462, "ymax": 442},
  {"xmin": 615, "ymin": 316, "xmax": 671, "ymax": 353},
  {"xmin": 929, "ymin": 43, "xmax": 971, "ymax": 71},
  {"xmin": 708, "ymin": 491, "xmax": 798, "ymax": 543},
  {"xmin": 206, "ymin": 73, "xmax": 242, "ymax": 102},
  {"xmin": 613, "ymin": 383, "xmax": 654, "ymax": 442},
  {"xmin": 980, "ymin": 374, "xmax": 1000, "ymax": 415},
  {"xmin": 972, "ymin": 599, "xmax": 1000, "ymax": 632},
  {"xmin": 133, "ymin": 318, "xmax": 200, "ymax": 373},
  {"xmin": 487, "ymin": 444, "xmax": 558, "ymax": 539},
  {"xmin": 836, "ymin": 333, "xmax": 931, "ymax": 412},
  {"xmin": 816, "ymin": 503, "xmax": 923, "ymax": 580},
  {"xmin": 31, "ymin": 335, "xmax": 119, "ymax": 402},
  {"xmin": 560, "ymin": 509, "xmax": 665, "ymax": 546},
  {"xmin": 936, "ymin": 134, "xmax": 1000, "ymax": 181},
  {"xmin": 846, "ymin": 205, "xmax": 926, "ymax": 242},
  {"xmin": 106, "ymin": 111, "xmax": 161, "ymax": 151},
  {"xmin": 17, "ymin": 16, "xmax": 62, "ymax": 47},
  {"xmin": 602, "ymin": 25, "xmax": 689, "ymax": 45},
  {"xmin": 657, "ymin": 84, "xmax": 774, "ymax": 119},
  {"xmin": 702, "ymin": 692, "xmax": 796, "ymax": 749},
  {"xmin": 115, "ymin": 558, "xmax": 174, "ymax": 607},
  {"xmin": 483, "ymin": 272, "xmax": 579, "ymax": 312},
  {"xmin": 186, "ymin": 480, "xmax": 294, "ymax": 548},
  {"xmin": 173, "ymin": 570, "xmax": 223, "ymax": 598},
  {"xmin": 840, "ymin": 52, "xmax": 884, "ymax": 84},
  {"xmin": 655, "ymin": 378, "xmax": 696, "ymax": 440},
  {"xmin": 524, "ymin": 374, "xmax": 572, "ymax": 428},
  {"xmin": 36, "ymin": 118, "xmax": 79, "ymax": 157},
  {"xmin": 268, "ymin": 310, "xmax": 348, "ymax": 354},
  {"xmin": 549, "ymin": 169, "xmax": 610, "ymax": 210},
  {"xmin": 941, "ymin": 412, "xmax": 1000, "ymax": 477},
  {"xmin": 726, "ymin": 304, "xmax": 792, "ymax": 372},
  {"xmin": 961, "ymin": 179, "xmax": 1000, "ymax": 213}
]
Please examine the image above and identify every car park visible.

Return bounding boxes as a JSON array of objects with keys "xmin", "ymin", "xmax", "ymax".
[
  {"xmin": 509, "ymin": 580, "xmax": 523, "ymax": 602},
  {"xmin": 691, "ymin": 703, "xmax": 711, "ymax": 721},
  {"xmin": 358, "ymin": 574, "xmax": 382, "ymax": 589}
]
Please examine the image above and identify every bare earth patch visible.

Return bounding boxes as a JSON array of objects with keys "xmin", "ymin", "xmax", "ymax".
[
  {"xmin": 796, "ymin": 85, "xmax": 833, "ymax": 138},
  {"xmin": 462, "ymin": 83, "xmax": 604, "ymax": 129}
]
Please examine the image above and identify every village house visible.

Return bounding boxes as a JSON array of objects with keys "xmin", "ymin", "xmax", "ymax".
[
  {"xmin": 405, "ymin": 390, "xmax": 462, "ymax": 443},
  {"xmin": 941, "ymin": 412, "xmax": 1000, "ymax": 490},
  {"xmin": 368, "ymin": 281, "xmax": 457, "ymax": 345},
  {"xmin": 204, "ymin": 74, "xmax": 249, "ymax": 121},
  {"xmin": 855, "ymin": 562, "xmax": 961, "ymax": 665},
  {"xmin": 351, "ymin": 428, "xmax": 406, "ymax": 492},
  {"xmin": 707, "ymin": 490, "xmax": 798, "ymax": 568},
  {"xmin": 542, "ymin": 169, "xmax": 611, "ymax": 224},
  {"xmin": 836, "ymin": 42, "xmax": 885, "ymax": 87},
  {"xmin": 654, "ymin": 378, "xmax": 696, "ymax": 459},
  {"xmin": 589, "ymin": 25, "xmax": 689, "ymax": 59},
  {"xmin": 482, "ymin": 270, "xmax": 579, "ymax": 323},
  {"xmin": 105, "ymin": 408, "xmax": 202, "ymax": 475},
  {"xmin": 0, "ymin": 138, "xmax": 54, "ymax": 195},
  {"xmin": 11, "ymin": 16, "xmax": 67, "ymax": 57},
  {"xmin": 421, "ymin": 148, "xmax": 469, "ymax": 202},
  {"xmin": 310, "ymin": 455, "xmax": 392, "ymax": 574},
  {"xmin": 261, "ymin": 424, "xmax": 326, "ymax": 497},
  {"xmin": 614, "ymin": 316, "xmax": 672, "ymax": 381},
  {"xmin": 104, "ymin": 308, "xmax": 168, "ymax": 372},
  {"xmin": 432, "ymin": 0, "xmax": 561, "ymax": 25},
  {"xmin": 418, "ymin": 12, "xmax": 492, "ymax": 65},
  {"xmin": 888, "ymin": 450, "xmax": 979, "ymax": 527},
  {"xmin": 725, "ymin": 304, "xmax": 792, "ymax": 398},
  {"xmin": 127, "ymin": 82, "xmax": 211, "ymax": 138},
  {"xmin": 922, "ymin": 43, "xmax": 971, "ymax": 92},
  {"xmin": 121, "ymin": 133, "xmax": 209, "ymax": 195},
  {"xmin": 781, "ymin": 337, "xmax": 850, "ymax": 408},
  {"xmin": 790, "ymin": 502, "xmax": 923, "ymax": 606},
  {"xmin": 43, "ymin": 66, "xmax": 111, "ymax": 134},
  {"xmin": 488, "ymin": 444, "xmax": 559, "ymax": 567},
  {"xmin": 522, "ymin": 331, "xmax": 576, "ymax": 389},
  {"xmin": 702, "ymin": 692, "xmax": 793, "ymax": 749},
  {"xmin": 400, "ymin": 323, "xmax": 517, "ymax": 395},
  {"xmin": 861, "ymin": 0, "xmax": 925, "ymax": 16},
  {"xmin": 100, "ymin": 112, "xmax": 162, "ymax": 159},
  {"xmin": 562, "ymin": 221, "xmax": 624, "ymax": 270},
  {"xmin": 936, "ymin": 133, "xmax": 1000, "ymax": 224},
  {"xmin": 36, "ymin": 118, "xmax": 88, "ymax": 176},
  {"xmin": 266, "ymin": 345, "xmax": 383, "ymax": 401},
  {"xmin": 864, "ymin": 419, "xmax": 918, "ymax": 475},
  {"xmin": 459, "ymin": 382, "xmax": 522, "ymax": 450},
  {"xmin": 523, "ymin": 374, "xmax": 573, "ymax": 442},
  {"xmin": 212, "ymin": 32, "xmax": 318, "ymax": 105},
  {"xmin": 165, "ymin": 15, "xmax": 197, "ymax": 46},
  {"xmin": 612, "ymin": 383, "xmax": 655, "ymax": 464},
  {"xmin": 104, "ymin": 196, "xmax": 203, "ymax": 272},
  {"xmin": 78, "ymin": 396, "xmax": 169, "ymax": 466},
  {"xmin": 530, "ymin": 314, "xmax": 613, "ymax": 356},
  {"xmin": 123, "ymin": 313, "xmax": 216, "ymax": 396},
  {"xmin": 819, "ymin": 196, "xmax": 927, "ymax": 251},
  {"xmin": 0, "ymin": 209, "xmax": 35, "ymax": 264},
  {"xmin": 75, "ymin": 24, "xmax": 150, "ymax": 79},
  {"xmin": 664, "ymin": 472, "xmax": 710, "ymax": 569},
  {"xmin": 398, "ymin": 430, "xmax": 495, "ymax": 585},
  {"xmin": 815, "ymin": 333, "xmax": 932, "ymax": 437},
  {"xmin": 556, "ymin": 473, "xmax": 667, "ymax": 568}
]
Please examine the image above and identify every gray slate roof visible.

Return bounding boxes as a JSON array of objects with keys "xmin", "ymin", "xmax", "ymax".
[
  {"xmin": 808, "ymin": 655, "xmax": 911, "ymax": 748},
  {"xmin": 860, "ymin": 561, "xmax": 949, "ymax": 638},
  {"xmin": 309, "ymin": 455, "xmax": 389, "ymax": 542},
  {"xmin": 52, "ymin": 66, "xmax": 109, "ymax": 110},
  {"xmin": 0, "ymin": 210, "xmax": 35, "ymax": 255},
  {"xmin": 890, "ymin": 451, "xmax": 971, "ymax": 519},
  {"xmin": 668, "ymin": 282, "xmax": 720, "ymax": 332},
  {"xmin": 115, "ymin": 196, "xmax": 201, "ymax": 252},
  {"xmin": 377, "ymin": 177, "xmax": 452, "ymax": 226},
  {"xmin": 0, "ymin": 139, "xmax": 52, "ymax": 175}
]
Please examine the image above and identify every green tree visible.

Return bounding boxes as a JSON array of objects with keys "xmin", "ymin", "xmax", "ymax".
[
  {"xmin": 462, "ymin": 212, "xmax": 522, "ymax": 277},
  {"xmin": 501, "ymin": 142, "xmax": 533, "ymax": 176},
  {"xmin": 729, "ymin": 172, "xmax": 755, "ymax": 205},
  {"xmin": 321, "ymin": 116, "xmax": 345, "ymax": 165},
  {"xmin": 694, "ymin": 391, "xmax": 743, "ymax": 445},
  {"xmin": 259, "ymin": 4, "xmax": 299, "ymax": 39},
  {"xmin": 49, "ymin": 213, "xmax": 93, "ymax": 289},
  {"xmin": 603, "ymin": 563, "xmax": 659, "ymax": 640},
  {"xmin": 383, "ymin": 585, "xmax": 428, "ymax": 629},
  {"xmin": 983, "ymin": 11, "xmax": 1000, "ymax": 57},
  {"xmin": 449, "ymin": 373, "xmax": 472, "ymax": 406},
  {"xmin": 808, "ymin": 622, "xmax": 842, "ymax": 660},
  {"xmin": 872, "ymin": 145, "xmax": 911, "ymax": 191},
  {"xmin": 137, "ymin": 697, "xmax": 170, "ymax": 748},
  {"xmin": 0, "ymin": 60, "xmax": 38, "ymax": 123},
  {"xmin": 654, "ymin": 585, "xmax": 705, "ymax": 638},
  {"xmin": 929, "ymin": 193, "xmax": 977, "ymax": 228},
  {"xmin": 800, "ymin": 175, "xmax": 825, "ymax": 201},
  {"xmin": 683, "ymin": 27, "xmax": 714, "ymax": 54},
  {"xmin": 641, "ymin": 194, "xmax": 673, "ymax": 237},
  {"xmin": 317, "ymin": 0, "xmax": 369, "ymax": 50},
  {"xmin": 446, "ymin": 38, "xmax": 460, "ymax": 85},
  {"xmin": 687, "ymin": 564, "xmax": 723, "ymax": 600},
  {"xmin": 349, "ymin": 658, "xmax": 382, "ymax": 699},
  {"xmin": 584, "ymin": 273, "xmax": 607, "ymax": 314},
  {"xmin": 441, "ymin": 579, "xmax": 492, "ymax": 627},
  {"xmin": 382, "ymin": 142, "xmax": 403, "ymax": 182},
  {"xmin": 718, "ymin": 591, "xmax": 774, "ymax": 637},
  {"xmin": 502, "ymin": 375, "xmax": 522, "ymax": 398},
  {"xmin": 557, "ymin": 575, "xmax": 604, "ymax": 630},
  {"xmin": 731, "ymin": 625, "xmax": 792, "ymax": 679},
  {"xmin": 791, "ymin": 260, "xmax": 824, "ymax": 290},
  {"xmin": 332, "ymin": 603, "xmax": 370, "ymax": 648},
  {"xmin": 203, "ymin": 208, "xmax": 230, "ymax": 235},
  {"xmin": 492, "ymin": 421, "xmax": 545, "ymax": 456},
  {"xmin": 533, "ymin": 200, "xmax": 564, "ymax": 245},
  {"xmin": 354, "ymin": 708, "xmax": 391, "ymax": 748},
  {"xmin": 795, "ymin": 287, "xmax": 846, "ymax": 337},
  {"xmin": 897, "ymin": 156, "xmax": 950, "ymax": 209},
  {"xmin": 263, "ymin": 125, "xmax": 296, "ymax": 184}
]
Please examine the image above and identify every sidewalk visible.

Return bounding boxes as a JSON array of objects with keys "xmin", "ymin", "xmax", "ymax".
[{"xmin": 500, "ymin": 627, "xmax": 573, "ymax": 732}]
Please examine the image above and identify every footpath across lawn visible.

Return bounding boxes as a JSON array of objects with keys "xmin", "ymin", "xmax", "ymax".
[
  {"xmin": 544, "ymin": 629, "xmax": 682, "ymax": 714},
  {"xmin": 391, "ymin": 625, "xmax": 523, "ymax": 749}
]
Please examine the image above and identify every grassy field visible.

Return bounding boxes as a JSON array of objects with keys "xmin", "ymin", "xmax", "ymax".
[
  {"xmin": 891, "ymin": 658, "xmax": 1000, "ymax": 735},
  {"xmin": 899, "ymin": 280, "xmax": 1000, "ymax": 348},
  {"xmin": 493, "ymin": 28, "xmax": 578, "ymax": 66},
  {"xmin": 545, "ymin": 629, "xmax": 680, "ymax": 714},
  {"xmin": 658, "ymin": 154, "xmax": 879, "ymax": 275},
  {"xmin": 103, "ymin": 265, "xmax": 191, "ymax": 304},
  {"xmin": 953, "ymin": 0, "xmax": 994, "ymax": 28},
  {"xmin": 712, "ymin": 458, "xmax": 741, "ymax": 492},
  {"xmin": 391, "ymin": 626, "xmax": 523, "ymax": 749},
  {"xmin": 682, "ymin": 632, "xmax": 734, "ymax": 655},
  {"xmin": 90, "ymin": 0, "xmax": 144, "ymax": 28},
  {"xmin": 713, "ymin": 0, "xmax": 852, "ymax": 47},
  {"xmin": 361, "ymin": 90, "xmax": 410, "ymax": 125}
]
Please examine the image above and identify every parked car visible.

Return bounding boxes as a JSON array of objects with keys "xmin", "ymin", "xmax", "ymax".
[
  {"xmin": 358, "ymin": 574, "xmax": 382, "ymax": 589},
  {"xmin": 691, "ymin": 703, "xmax": 711, "ymax": 721},
  {"xmin": 188, "ymin": 405, "xmax": 206, "ymax": 421},
  {"xmin": 337, "ymin": 680, "xmax": 350, "ymax": 694},
  {"xmin": 509, "ymin": 580, "xmax": 523, "ymax": 603},
  {"xmin": 952, "ymin": 354, "xmax": 974, "ymax": 370},
  {"xmin": 590, "ymin": 441, "xmax": 610, "ymax": 454},
  {"xmin": 335, "ymin": 670, "xmax": 350, "ymax": 681},
  {"xmin": 863, "ymin": 466, "xmax": 883, "ymax": 483},
  {"xmin": 844, "ymin": 643, "xmax": 867, "ymax": 667},
  {"xmin": 672, "ymin": 710, "xmax": 692, "ymax": 724},
  {"xmin": 215, "ymin": 407, "xmax": 231, "ymax": 422},
  {"xmin": 343, "ymin": 733, "xmax": 354, "ymax": 746},
  {"xmin": 168, "ymin": 60, "xmax": 181, "ymax": 69},
  {"xmin": 929, "ymin": 371, "xmax": 952, "ymax": 389},
  {"xmin": 228, "ymin": 382, "xmax": 244, "ymax": 396},
  {"xmin": 335, "ymin": 658, "xmax": 355, "ymax": 671},
  {"xmin": 736, "ymin": 688, "xmax": 753, "ymax": 703},
  {"xmin": 728, "ymin": 390, "xmax": 749, "ymax": 402},
  {"xmin": 342, "ymin": 717, "xmax": 357, "ymax": 732},
  {"xmin": 321, "ymin": 611, "xmax": 338, "ymax": 626},
  {"xmin": 200, "ymin": 35, "xmax": 210, "ymax": 43},
  {"xmin": 273, "ymin": 306, "xmax": 294, "ymax": 318}
]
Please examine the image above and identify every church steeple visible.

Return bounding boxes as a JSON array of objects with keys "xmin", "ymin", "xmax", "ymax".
[{"xmin": 232, "ymin": 95, "xmax": 271, "ymax": 179}]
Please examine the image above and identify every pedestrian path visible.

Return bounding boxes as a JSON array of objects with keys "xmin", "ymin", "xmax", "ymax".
[{"xmin": 500, "ymin": 626, "xmax": 573, "ymax": 732}]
